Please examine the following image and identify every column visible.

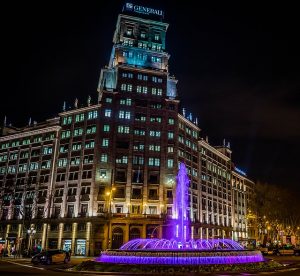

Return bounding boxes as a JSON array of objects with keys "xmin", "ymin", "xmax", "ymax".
[
  {"xmin": 57, "ymin": 223, "xmax": 64, "ymax": 249},
  {"xmin": 71, "ymin": 222, "xmax": 77, "ymax": 255},
  {"xmin": 41, "ymin": 223, "xmax": 47, "ymax": 250},
  {"xmin": 86, "ymin": 222, "xmax": 91, "ymax": 256}
]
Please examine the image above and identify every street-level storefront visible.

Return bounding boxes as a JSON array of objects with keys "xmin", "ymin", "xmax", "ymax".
[{"xmin": 75, "ymin": 239, "xmax": 86, "ymax": 255}]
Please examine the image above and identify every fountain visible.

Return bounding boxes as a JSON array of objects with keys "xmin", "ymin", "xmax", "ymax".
[{"xmin": 97, "ymin": 163, "xmax": 264, "ymax": 265}]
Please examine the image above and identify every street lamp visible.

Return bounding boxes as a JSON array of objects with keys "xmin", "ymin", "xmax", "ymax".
[{"xmin": 27, "ymin": 227, "xmax": 36, "ymax": 253}]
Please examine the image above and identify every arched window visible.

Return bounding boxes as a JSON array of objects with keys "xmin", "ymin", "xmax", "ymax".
[
  {"xmin": 129, "ymin": 228, "xmax": 141, "ymax": 240},
  {"xmin": 112, "ymin": 227, "xmax": 124, "ymax": 249}
]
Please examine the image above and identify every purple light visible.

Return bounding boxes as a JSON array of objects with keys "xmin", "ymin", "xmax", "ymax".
[
  {"xmin": 97, "ymin": 250, "xmax": 264, "ymax": 265},
  {"xmin": 97, "ymin": 163, "xmax": 264, "ymax": 266}
]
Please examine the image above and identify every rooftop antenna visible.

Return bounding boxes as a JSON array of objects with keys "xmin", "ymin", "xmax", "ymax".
[
  {"xmin": 87, "ymin": 95, "xmax": 91, "ymax": 107},
  {"xmin": 205, "ymin": 136, "xmax": 209, "ymax": 143},
  {"xmin": 74, "ymin": 98, "xmax": 78, "ymax": 108},
  {"xmin": 63, "ymin": 101, "xmax": 66, "ymax": 111},
  {"xmin": 28, "ymin": 117, "xmax": 32, "ymax": 126},
  {"xmin": 182, "ymin": 108, "xmax": 186, "ymax": 117},
  {"xmin": 227, "ymin": 142, "xmax": 231, "ymax": 149},
  {"xmin": 3, "ymin": 116, "xmax": 7, "ymax": 127},
  {"xmin": 195, "ymin": 117, "xmax": 198, "ymax": 126},
  {"xmin": 188, "ymin": 113, "xmax": 193, "ymax": 121},
  {"xmin": 223, "ymin": 139, "xmax": 226, "ymax": 147}
]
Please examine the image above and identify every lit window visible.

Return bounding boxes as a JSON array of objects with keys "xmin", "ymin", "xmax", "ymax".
[
  {"xmin": 168, "ymin": 118, "xmax": 175, "ymax": 125},
  {"xmin": 137, "ymin": 86, "xmax": 142, "ymax": 93},
  {"xmin": 168, "ymin": 131, "xmax": 174, "ymax": 139},
  {"xmin": 126, "ymin": 28, "xmax": 133, "ymax": 36},
  {"xmin": 105, "ymin": 98, "xmax": 112, "ymax": 103},
  {"xmin": 127, "ymin": 84, "xmax": 132, "ymax": 92},
  {"xmin": 128, "ymin": 51, "xmax": 133, "ymax": 58},
  {"xmin": 87, "ymin": 110, "xmax": 98, "ymax": 119},
  {"xmin": 154, "ymin": 34, "xmax": 160, "ymax": 41},
  {"xmin": 100, "ymin": 154, "xmax": 108, "ymax": 163},
  {"xmin": 141, "ymin": 32, "xmax": 146, "ymax": 39},
  {"xmin": 142, "ymin": 87, "xmax": 147, "ymax": 94},
  {"xmin": 43, "ymin": 146, "xmax": 53, "ymax": 155},
  {"xmin": 167, "ymin": 146, "xmax": 174, "ymax": 153},
  {"xmin": 74, "ymin": 128, "xmax": 83, "ymax": 136},
  {"xmin": 62, "ymin": 116, "xmax": 72, "ymax": 125},
  {"xmin": 121, "ymin": 83, "xmax": 126, "ymax": 91},
  {"xmin": 103, "ymin": 124, "xmax": 110, "ymax": 132},
  {"xmin": 75, "ymin": 113, "xmax": 84, "ymax": 122},
  {"xmin": 125, "ymin": 111, "xmax": 131, "ymax": 119},
  {"xmin": 167, "ymin": 159, "xmax": 174, "ymax": 168},
  {"xmin": 102, "ymin": 138, "xmax": 109, "ymax": 147},
  {"xmin": 105, "ymin": 109, "xmax": 112, "ymax": 117}
]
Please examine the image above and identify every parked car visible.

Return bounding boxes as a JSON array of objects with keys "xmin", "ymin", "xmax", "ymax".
[
  {"xmin": 294, "ymin": 248, "xmax": 300, "ymax": 256},
  {"xmin": 273, "ymin": 246, "xmax": 294, "ymax": 256},
  {"xmin": 259, "ymin": 247, "xmax": 274, "ymax": 256},
  {"xmin": 31, "ymin": 249, "xmax": 70, "ymax": 265}
]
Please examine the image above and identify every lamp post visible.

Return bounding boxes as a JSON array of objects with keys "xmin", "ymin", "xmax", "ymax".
[
  {"xmin": 106, "ymin": 187, "xmax": 115, "ymax": 249},
  {"xmin": 27, "ymin": 226, "xmax": 36, "ymax": 254}
]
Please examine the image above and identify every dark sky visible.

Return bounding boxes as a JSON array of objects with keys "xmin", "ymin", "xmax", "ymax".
[{"xmin": 1, "ymin": 1, "xmax": 300, "ymax": 194}]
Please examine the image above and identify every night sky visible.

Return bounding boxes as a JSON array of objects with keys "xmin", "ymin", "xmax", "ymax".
[{"xmin": 1, "ymin": 1, "xmax": 299, "ymax": 194}]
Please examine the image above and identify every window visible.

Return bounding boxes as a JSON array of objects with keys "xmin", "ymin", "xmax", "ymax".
[
  {"xmin": 154, "ymin": 34, "xmax": 160, "ymax": 41},
  {"xmin": 29, "ymin": 162, "xmax": 38, "ymax": 171},
  {"xmin": 167, "ymin": 159, "xmax": 174, "ymax": 168},
  {"xmin": 41, "ymin": 160, "xmax": 51, "ymax": 169},
  {"xmin": 148, "ymin": 158, "xmax": 160, "ymax": 166},
  {"xmin": 168, "ymin": 131, "xmax": 174, "ymax": 139},
  {"xmin": 75, "ymin": 113, "xmax": 84, "ymax": 122},
  {"xmin": 133, "ymin": 156, "xmax": 144, "ymax": 165},
  {"xmin": 126, "ymin": 28, "xmax": 133, "ymax": 36},
  {"xmin": 70, "ymin": 157, "xmax": 80, "ymax": 166},
  {"xmin": 116, "ymin": 156, "xmax": 128, "ymax": 164},
  {"xmin": 74, "ymin": 128, "xmax": 83, "ymax": 136},
  {"xmin": 117, "ymin": 125, "xmax": 130, "ymax": 133},
  {"xmin": 137, "ymin": 86, "xmax": 142, "ymax": 93},
  {"xmin": 149, "ymin": 206, "xmax": 157, "ymax": 214},
  {"xmin": 58, "ymin": 158, "xmax": 67, "ymax": 168},
  {"xmin": 62, "ymin": 116, "xmax": 72, "ymax": 125},
  {"xmin": 142, "ymin": 87, "xmax": 147, "ymax": 94},
  {"xmin": 149, "ymin": 144, "xmax": 160, "ymax": 151},
  {"xmin": 104, "ymin": 109, "xmax": 112, "ymax": 117},
  {"xmin": 102, "ymin": 138, "xmax": 109, "ymax": 147},
  {"xmin": 151, "ymin": 56, "xmax": 161, "ymax": 63},
  {"xmin": 168, "ymin": 118, "xmax": 175, "ymax": 125},
  {"xmin": 167, "ymin": 190, "xmax": 173, "ymax": 198},
  {"xmin": 87, "ymin": 110, "xmax": 98, "ymax": 119},
  {"xmin": 148, "ymin": 189, "xmax": 158, "ymax": 199},
  {"xmin": 103, "ymin": 124, "xmax": 110, "ymax": 132},
  {"xmin": 100, "ymin": 154, "xmax": 108, "ymax": 163},
  {"xmin": 43, "ymin": 146, "xmax": 53, "ymax": 155},
  {"xmin": 59, "ymin": 144, "xmax": 68, "ymax": 153},
  {"xmin": 83, "ymin": 155, "xmax": 94, "ymax": 164},
  {"xmin": 120, "ymin": 98, "xmax": 132, "ymax": 106},
  {"xmin": 168, "ymin": 146, "xmax": 174, "ymax": 153},
  {"xmin": 149, "ymin": 130, "xmax": 161, "ymax": 137},
  {"xmin": 85, "ymin": 140, "xmax": 95, "ymax": 148},
  {"xmin": 86, "ymin": 125, "xmax": 96, "ymax": 134},
  {"xmin": 61, "ymin": 130, "xmax": 71, "ymax": 139},
  {"xmin": 140, "ymin": 32, "xmax": 146, "ymax": 39}
]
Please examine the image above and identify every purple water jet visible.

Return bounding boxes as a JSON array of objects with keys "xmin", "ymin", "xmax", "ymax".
[{"xmin": 97, "ymin": 163, "xmax": 264, "ymax": 265}]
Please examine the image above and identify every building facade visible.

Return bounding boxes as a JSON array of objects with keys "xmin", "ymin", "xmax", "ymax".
[{"xmin": 0, "ymin": 3, "xmax": 256, "ymax": 256}]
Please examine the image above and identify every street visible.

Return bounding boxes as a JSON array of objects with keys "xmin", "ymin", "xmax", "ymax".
[{"xmin": 0, "ymin": 255, "xmax": 300, "ymax": 275}]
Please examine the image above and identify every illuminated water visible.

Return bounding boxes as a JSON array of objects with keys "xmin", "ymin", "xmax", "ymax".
[{"xmin": 97, "ymin": 163, "xmax": 264, "ymax": 265}]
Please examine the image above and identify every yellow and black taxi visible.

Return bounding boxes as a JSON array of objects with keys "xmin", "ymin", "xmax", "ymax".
[{"xmin": 31, "ymin": 249, "xmax": 70, "ymax": 265}]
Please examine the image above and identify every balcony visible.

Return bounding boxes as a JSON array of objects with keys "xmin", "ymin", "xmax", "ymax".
[
  {"xmin": 67, "ymin": 195, "xmax": 76, "ymax": 202},
  {"xmin": 131, "ymin": 194, "xmax": 142, "ymax": 200},
  {"xmin": 80, "ymin": 194, "xmax": 90, "ymax": 201},
  {"xmin": 166, "ymin": 198, "xmax": 173, "ymax": 204},
  {"xmin": 37, "ymin": 197, "xmax": 46, "ymax": 204},
  {"xmin": 148, "ymin": 196, "xmax": 159, "ymax": 200},
  {"xmin": 54, "ymin": 197, "xmax": 63, "ymax": 203}
]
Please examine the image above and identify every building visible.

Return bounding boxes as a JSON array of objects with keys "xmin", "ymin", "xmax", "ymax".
[{"xmin": 0, "ymin": 3, "xmax": 256, "ymax": 256}]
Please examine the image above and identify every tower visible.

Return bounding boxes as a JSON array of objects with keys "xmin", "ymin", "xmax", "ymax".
[{"xmin": 96, "ymin": 3, "xmax": 179, "ymax": 248}]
